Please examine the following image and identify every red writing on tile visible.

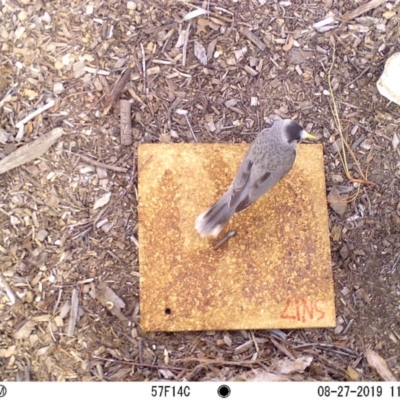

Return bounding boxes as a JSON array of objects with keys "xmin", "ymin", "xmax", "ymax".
[{"xmin": 280, "ymin": 298, "xmax": 326, "ymax": 322}]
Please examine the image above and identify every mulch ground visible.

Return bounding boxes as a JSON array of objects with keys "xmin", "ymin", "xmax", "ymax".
[{"xmin": 0, "ymin": 0, "xmax": 399, "ymax": 381}]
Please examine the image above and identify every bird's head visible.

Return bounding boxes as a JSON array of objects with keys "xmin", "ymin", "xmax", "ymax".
[{"xmin": 281, "ymin": 119, "xmax": 316, "ymax": 145}]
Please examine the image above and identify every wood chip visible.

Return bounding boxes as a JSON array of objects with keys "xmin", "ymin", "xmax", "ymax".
[
  {"xmin": 234, "ymin": 340, "xmax": 253, "ymax": 354},
  {"xmin": 194, "ymin": 40, "xmax": 207, "ymax": 65},
  {"xmin": 239, "ymin": 27, "xmax": 266, "ymax": 51},
  {"xmin": 0, "ymin": 128, "xmax": 63, "ymax": 175}
]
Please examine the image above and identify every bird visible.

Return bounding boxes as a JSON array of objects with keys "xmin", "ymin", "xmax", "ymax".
[{"xmin": 195, "ymin": 119, "xmax": 316, "ymax": 238}]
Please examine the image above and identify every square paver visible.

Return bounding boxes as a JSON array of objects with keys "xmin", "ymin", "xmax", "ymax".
[{"xmin": 138, "ymin": 143, "xmax": 335, "ymax": 332}]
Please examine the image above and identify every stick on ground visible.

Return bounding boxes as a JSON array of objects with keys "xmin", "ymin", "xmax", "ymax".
[
  {"xmin": 342, "ymin": 0, "xmax": 387, "ymax": 22},
  {"xmin": 102, "ymin": 67, "xmax": 132, "ymax": 116},
  {"xmin": 120, "ymin": 99, "xmax": 133, "ymax": 146}
]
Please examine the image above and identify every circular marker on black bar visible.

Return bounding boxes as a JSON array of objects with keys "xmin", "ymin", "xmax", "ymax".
[{"xmin": 217, "ymin": 384, "xmax": 231, "ymax": 398}]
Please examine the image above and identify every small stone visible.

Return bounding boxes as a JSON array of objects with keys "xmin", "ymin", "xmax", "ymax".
[
  {"xmin": 392, "ymin": 133, "xmax": 399, "ymax": 150},
  {"xmin": 18, "ymin": 10, "xmax": 28, "ymax": 21},
  {"xmin": 73, "ymin": 61, "xmax": 86, "ymax": 78},
  {"xmin": 53, "ymin": 82, "xmax": 64, "ymax": 94},
  {"xmin": 393, "ymin": 214, "xmax": 400, "ymax": 232},
  {"xmin": 36, "ymin": 229, "xmax": 49, "ymax": 242},
  {"xmin": 334, "ymin": 325, "xmax": 344, "ymax": 334},
  {"xmin": 360, "ymin": 139, "xmax": 373, "ymax": 150},
  {"xmin": 127, "ymin": 1, "xmax": 137, "ymax": 10},
  {"xmin": 96, "ymin": 167, "xmax": 108, "ymax": 179},
  {"xmin": 223, "ymin": 334, "xmax": 232, "ymax": 347},
  {"xmin": 25, "ymin": 291, "xmax": 34, "ymax": 303},
  {"xmin": 340, "ymin": 287, "xmax": 350, "ymax": 296},
  {"xmin": 347, "ymin": 366, "xmax": 360, "ymax": 381},
  {"xmin": 355, "ymin": 288, "xmax": 370, "ymax": 303},
  {"xmin": 330, "ymin": 138, "xmax": 343, "ymax": 154},
  {"xmin": 339, "ymin": 244, "xmax": 349, "ymax": 259},
  {"xmin": 331, "ymin": 225, "xmax": 342, "ymax": 241},
  {"xmin": 225, "ymin": 99, "xmax": 238, "ymax": 108},
  {"xmin": 331, "ymin": 174, "xmax": 344, "ymax": 184}
]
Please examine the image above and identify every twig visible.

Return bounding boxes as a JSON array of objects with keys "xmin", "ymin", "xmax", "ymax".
[
  {"xmin": 66, "ymin": 288, "xmax": 79, "ymax": 337},
  {"xmin": 171, "ymin": 357, "xmax": 266, "ymax": 367},
  {"xmin": 0, "ymin": 273, "xmax": 17, "ymax": 305},
  {"xmin": 293, "ymin": 342, "xmax": 358, "ymax": 357},
  {"xmin": 328, "ymin": 45, "xmax": 374, "ymax": 189},
  {"xmin": 102, "ymin": 67, "xmax": 132, "ymax": 116},
  {"xmin": 131, "ymin": 235, "xmax": 139, "ymax": 248},
  {"xmin": 53, "ymin": 288, "xmax": 63, "ymax": 315},
  {"xmin": 184, "ymin": 113, "xmax": 197, "ymax": 142},
  {"xmin": 239, "ymin": 27, "xmax": 266, "ymax": 51},
  {"xmin": 140, "ymin": 43, "xmax": 147, "ymax": 95},
  {"xmin": 182, "ymin": 22, "xmax": 191, "ymax": 67},
  {"xmin": 48, "ymin": 320, "xmax": 57, "ymax": 343},
  {"xmin": 92, "ymin": 356, "xmax": 184, "ymax": 371},
  {"xmin": 15, "ymin": 99, "xmax": 55, "ymax": 130},
  {"xmin": 72, "ymin": 152, "xmax": 128, "ymax": 173},
  {"xmin": 342, "ymin": 0, "xmax": 387, "ymax": 22},
  {"xmin": 347, "ymin": 66, "xmax": 370, "ymax": 87},
  {"xmin": 390, "ymin": 253, "xmax": 400, "ymax": 274},
  {"xmin": 342, "ymin": 318, "xmax": 355, "ymax": 335}
]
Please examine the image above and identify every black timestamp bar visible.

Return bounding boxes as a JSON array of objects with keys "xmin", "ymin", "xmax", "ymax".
[
  {"xmin": 151, "ymin": 385, "xmax": 191, "ymax": 397},
  {"xmin": 318, "ymin": 385, "xmax": 383, "ymax": 398}
]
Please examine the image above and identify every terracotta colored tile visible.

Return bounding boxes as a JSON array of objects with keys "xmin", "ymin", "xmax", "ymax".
[{"xmin": 138, "ymin": 143, "xmax": 335, "ymax": 332}]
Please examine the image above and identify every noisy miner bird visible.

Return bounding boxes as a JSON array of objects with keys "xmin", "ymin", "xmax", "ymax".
[{"xmin": 195, "ymin": 119, "xmax": 316, "ymax": 237}]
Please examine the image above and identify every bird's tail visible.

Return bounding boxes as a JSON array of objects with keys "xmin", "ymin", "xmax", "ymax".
[{"xmin": 195, "ymin": 191, "xmax": 235, "ymax": 237}]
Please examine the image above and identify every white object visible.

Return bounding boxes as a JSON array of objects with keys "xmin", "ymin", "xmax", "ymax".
[{"xmin": 377, "ymin": 52, "xmax": 400, "ymax": 106}]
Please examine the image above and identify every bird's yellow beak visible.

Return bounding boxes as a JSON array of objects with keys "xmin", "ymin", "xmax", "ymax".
[{"xmin": 303, "ymin": 131, "xmax": 317, "ymax": 140}]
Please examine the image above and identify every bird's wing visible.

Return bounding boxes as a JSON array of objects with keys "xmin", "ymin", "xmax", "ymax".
[
  {"xmin": 228, "ymin": 155, "xmax": 253, "ymax": 207},
  {"xmin": 233, "ymin": 168, "xmax": 291, "ymax": 213}
]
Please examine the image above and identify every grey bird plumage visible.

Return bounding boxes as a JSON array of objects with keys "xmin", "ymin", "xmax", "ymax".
[{"xmin": 195, "ymin": 119, "xmax": 315, "ymax": 237}]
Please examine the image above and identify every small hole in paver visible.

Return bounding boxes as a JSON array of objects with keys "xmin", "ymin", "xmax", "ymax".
[{"xmin": 165, "ymin": 308, "xmax": 172, "ymax": 315}]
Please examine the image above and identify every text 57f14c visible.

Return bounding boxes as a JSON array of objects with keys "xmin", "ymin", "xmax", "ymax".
[{"xmin": 151, "ymin": 385, "xmax": 191, "ymax": 397}]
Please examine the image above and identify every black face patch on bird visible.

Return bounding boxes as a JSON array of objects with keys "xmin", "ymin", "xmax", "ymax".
[{"xmin": 285, "ymin": 121, "xmax": 304, "ymax": 143}]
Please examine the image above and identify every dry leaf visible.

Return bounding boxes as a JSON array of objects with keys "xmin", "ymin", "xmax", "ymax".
[
  {"xmin": 94, "ymin": 281, "xmax": 127, "ymax": 321},
  {"xmin": 183, "ymin": 8, "xmax": 208, "ymax": 21},
  {"xmin": 0, "ymin": 345, "xmax": 16, "ymax": 358},
  {"xmin": 194, "ymin": 40, "xmax": 207, "ymax": 65},
  {"xmin": 365, "ymin": 349, "xmax": 396, "ymax": 381},
  {"xmin": 93, "ymin": 192, "xmax": 111, "ymax": 210},
  {"xmin": 252, "ymin": 370, "xmax": 290, "ymax": 381},
  {"xmin": 14, "ymin": 320, "xmax": 36, "ymax": 340},
  {"xmin": 328, "ymin": 187, "xmax": 347, "ymax": 215},
  {"xmin": 23, "ymin": 88, "xmax": 39, "ymax": 100},
  {"xmin": 282, "ymin": 34, "xmax": 294, "ymax": 51},
  {"xmin": 347, "ymin": 366, "xmax": 360, "ymax": 380},
  {"xmin": 274, "ymin": 355, "xmax": 313, "ymax": 374}
]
